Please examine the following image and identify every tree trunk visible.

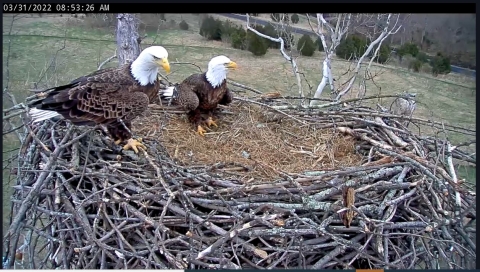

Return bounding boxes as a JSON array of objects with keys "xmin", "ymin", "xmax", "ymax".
[
  {"xmin": 420, "ymin": 15, "xmax": 427, "ymax": 49},
  {"xmin": 311, "ymin": 55, "xmax": 332, "ymax": 105},
  {"xmin": 116, "ymin": 13, "xmax": 141, "ymax": 66}
]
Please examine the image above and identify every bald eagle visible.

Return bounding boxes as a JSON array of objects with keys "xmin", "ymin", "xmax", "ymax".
[
  {"xmin": 28, "ymin": 46, "xmax": 171, "ymax": 153},
  {"xmin": 161, "ymin": 55, "xmax": 237, "ymax": 136}
]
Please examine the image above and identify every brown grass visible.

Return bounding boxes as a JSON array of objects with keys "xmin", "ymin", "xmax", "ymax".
[{"xmin": 134, "ymin": 101, "xmax": 362, "ymax": 181}]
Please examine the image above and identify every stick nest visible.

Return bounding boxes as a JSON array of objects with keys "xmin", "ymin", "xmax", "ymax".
[{"xmin": 5, "ymin": 97, "xmax": 476, "ymax": 270}]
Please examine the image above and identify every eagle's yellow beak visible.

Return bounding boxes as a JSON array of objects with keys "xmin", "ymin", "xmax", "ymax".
[
  {"xmin": 157, "ymin": 58, "xmax": 170, "ymax": 74},
  {"xmin": 225, "ymin": 61, "xmax": 237, "ymax": 70}
]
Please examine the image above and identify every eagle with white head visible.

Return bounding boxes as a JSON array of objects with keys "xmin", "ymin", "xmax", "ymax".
[
  {"xmin": 161, "ymin": 55, "xmax": 237, "ymax": 136},
  {"xmin": 28, "ymin": 46, "xmax": 171, "ymax": 153}
]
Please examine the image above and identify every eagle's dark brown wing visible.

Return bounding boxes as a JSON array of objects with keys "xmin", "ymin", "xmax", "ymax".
[
  {"xmin": 173, "ymin": 74, "xmax": 203, "ymax": 111},
  {"xmin": 175, "ymin": 73, "xmax": 228, "ymax": 111},
  {"xmin": 219, "ymin": 87, "xmax": 233, "ymax": 106},
  {"xmin": 31, "ymin": 63, "xmax": 156, "ymax": 126}
]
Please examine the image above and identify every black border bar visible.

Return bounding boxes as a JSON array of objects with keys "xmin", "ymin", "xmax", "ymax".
[{"xmin": 3, "ymin": 2, "xmax": 476, "ymax": 13}]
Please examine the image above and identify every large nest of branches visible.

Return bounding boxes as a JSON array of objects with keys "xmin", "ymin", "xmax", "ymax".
[{"xmin": 4, "ymin": 94, "xmax": 476, "ymax": 270}]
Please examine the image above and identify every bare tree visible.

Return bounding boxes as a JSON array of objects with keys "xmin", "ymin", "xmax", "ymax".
[
  {"xmin": 307, "ymin": 13, "xmax": 351, "ymax": 106},
  {"xmin": 116, "ymin": 13, "xmax": 141, "ymax": 65},
  {"xmin": 245, "ymin": 14, "xmax": 306, "ymax": 106},
  {"xmin": 334, "ymin": 14, "xmax": 403, "ymax": 101}
]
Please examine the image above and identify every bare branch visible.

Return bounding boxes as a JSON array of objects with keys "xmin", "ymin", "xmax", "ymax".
[
  {"xmin": 335, "ymin": 14, "xmax": 404, "ymax": 101},
  {"xmin": 245, "ymin": 14, "xmax": 305, "ymax": 105},
  {"xmin": 97, "ymin": 49, "xmax": 117, "ymax": 70}
]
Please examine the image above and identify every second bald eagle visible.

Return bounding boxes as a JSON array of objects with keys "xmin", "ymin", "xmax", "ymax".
[{"xmin": 161, "ymin": 56, "xmax": 237, "ymax": 136}]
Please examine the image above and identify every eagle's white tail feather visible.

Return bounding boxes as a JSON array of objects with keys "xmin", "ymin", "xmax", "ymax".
[
  {"xmin": 161, "ymin": 86, "xmax": 175, "ymax": 98},
  {"xmin": 28, "ymin": 108, "xmax": 62, "ymax": 123}
]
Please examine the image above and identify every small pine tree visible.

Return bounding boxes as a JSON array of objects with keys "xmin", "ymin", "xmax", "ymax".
[
  {"xmin": 221, "ymin": 20, "xmax": 234, "ymax": 34},
  {"xmin": 260, "ymin": 24, "xmax": 277, "ymax": 48},
  {"xmin": 247, "ymin": 30, "xmax": 269, "ymax": 56},
  {"xmin": 199, "ymin": 16, "xmax": 222, "ymax": 41},
  {"xmin": 335, "ymin": 35, "xmax": 368, "ymax": 60},
  {"xmin": 315, "ymin": 37, "xmax": 324, "ymax": 51},
  {"xmin": 431, "ymin": 53, "xmax": 451, "ymax": 76},
  {"xmin": 179, "ymin": 20, "xmax": 189, "ymax": 30},
  {"xmin": 398, "ymin": 43, "xmax": 419, "ymax": 58},
  {"xmin": 374, "ymin": 44, "xmax": 390, "ymax": 64},
  {"xmin": 231, "ymin": 27, "xmax": 247, "ymax": 50},
  {"xmin": 416, "ymin": 51, "xmax": 429, "ymax": 63},
  {"xmin": 297, "ymin": 34, "xmax": 315, "ymax": 56},
  {"xmin": 291, "ymin": 14, "xmax": 300, "ymax": 24}
]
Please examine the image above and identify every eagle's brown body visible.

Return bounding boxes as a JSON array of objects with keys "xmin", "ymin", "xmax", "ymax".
[
  {"xmin": 173, "ymin": 72, "xmax": 233, "ymax": 128},
  {"xmin": 30, "ymin": 62, "xmax": 160, "ymax": 143}
]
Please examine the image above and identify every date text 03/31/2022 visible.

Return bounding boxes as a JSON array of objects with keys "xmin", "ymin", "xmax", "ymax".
[{"xmin": 3, "ymin": 3, "xmax": 109, "ymax": 13}]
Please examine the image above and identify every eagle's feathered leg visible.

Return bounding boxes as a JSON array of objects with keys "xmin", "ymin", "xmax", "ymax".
[
  {"xmin": 205, "ymin": 87, "xmax": 233, "ymax": 128},
  {"xmin": 188, "ymin": 108, "xmax": 208, "ymax": 136}
]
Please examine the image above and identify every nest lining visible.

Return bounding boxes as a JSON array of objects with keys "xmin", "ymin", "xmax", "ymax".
[{"xmin": 134, "ymin": 101, "xmax": 362, "ymax": 181}]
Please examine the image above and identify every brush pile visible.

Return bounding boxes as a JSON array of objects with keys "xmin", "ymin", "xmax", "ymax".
[{"xmin": 4, "ymin": 93, "xmax": 476, "ymax": 269}]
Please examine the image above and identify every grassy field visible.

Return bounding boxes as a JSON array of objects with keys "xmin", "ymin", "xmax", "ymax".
[{"xmin": 2, "ymin": 13, "xmax": 476, "ymax": 234}]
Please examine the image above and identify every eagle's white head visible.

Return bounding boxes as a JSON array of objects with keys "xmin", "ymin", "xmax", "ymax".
[
  {"xmin": 205, "ymin": 55, "xmax": 237, "ymax": 88},
  {"xmin": 131, "ymin": 46, "xmax": 171, "ymax": 86}
]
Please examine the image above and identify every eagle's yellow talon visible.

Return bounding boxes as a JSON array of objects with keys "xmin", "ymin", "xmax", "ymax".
[
  {"xmin": 197, "ymin": 125, "xmax": 207, "ymax": 136},
  {"xmin": 37, "ymin": 92, "xmax": 47, "ymax": 98},
  {"xmin": 114, "ymin": 139, "xmax": 122, "ymax": 145},
  {"xmin": 206, "ymin": 117, "xmax": 218, "ymax": 128},
  {"xmin": 122, "ymin": 138, "xmax": 147, "ymax": 153}
]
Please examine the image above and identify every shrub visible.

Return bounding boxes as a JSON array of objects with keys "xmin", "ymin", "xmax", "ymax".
[
  {"xmin": 297, "ymin": 34, "xmax": 316, "ymax": 56},
  {"xmin": 247, "ymin": 30, "xmax": 269, "ymax": 56},
  {"xmin": 179, "ymin": 20, "xmax": 189, "ymax": 30},
  {"xmin": 220, "ymin": 20, "xmax": 235, "ymax": 35},
  {"xmin": 219, "ymin": 20, "xmax": 236, "ymax": 43},
  {"xmin": 398, "ymin": 43, "xmax": 419, "ymax": 58},
  {"xmin": 291, "ymin": 14, "xmax": 300, "ymax": 24},
  {"xmin": 409, "ymin": 59, "xmax": 423, "ymax": 72},
  {"xmin": 374, "ymin": 44, "xmax": 391, "ymax": 64},
  {"xmin": 230, "ymin": 26, "xmax": 247, "ymax": 50},
  {"xmin": 260, "ymin": 24, "xmax": 277, "ymax": 48},
  {"xmin": 336, "ymin": 35, "xmax": 368, "ymax": 60},
  {"xmin": 315, "ymin": 37, "xmax": 324, "ymax": 51},
  {"xmin": 199, "ymin": 15, "xmax": 222, "ymax": 41},
  {"xmin": 416, "ymin": 51, "xmax": 429, "ymax": 63},
  {"xmin": 169, "ymin": 19, "xmax": 176, "ymax": 28},
  {"xmin": 431, "ymin": 53, "xmax": 451, "ymax": 76}
]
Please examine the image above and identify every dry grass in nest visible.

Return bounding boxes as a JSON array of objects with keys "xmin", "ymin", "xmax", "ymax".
[{"xmin": 134, "ymin": 101, "xmax": 362, "ymax": 181}]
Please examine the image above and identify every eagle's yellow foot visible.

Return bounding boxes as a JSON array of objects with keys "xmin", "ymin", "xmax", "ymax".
[
  {"xmin": 37, "ymin": 92, "xmax": 47, "ymax": 98},
  {"xmin": 197, "ymin": 125, "xmax": 207, "ymax": 136},
  {"xmin": 123, "ymin": 138, "xmax": 146, "ymax": 153},
  {"xmin": 206, "ymin": 117, "xmax": 218, "ymax": 128}
]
